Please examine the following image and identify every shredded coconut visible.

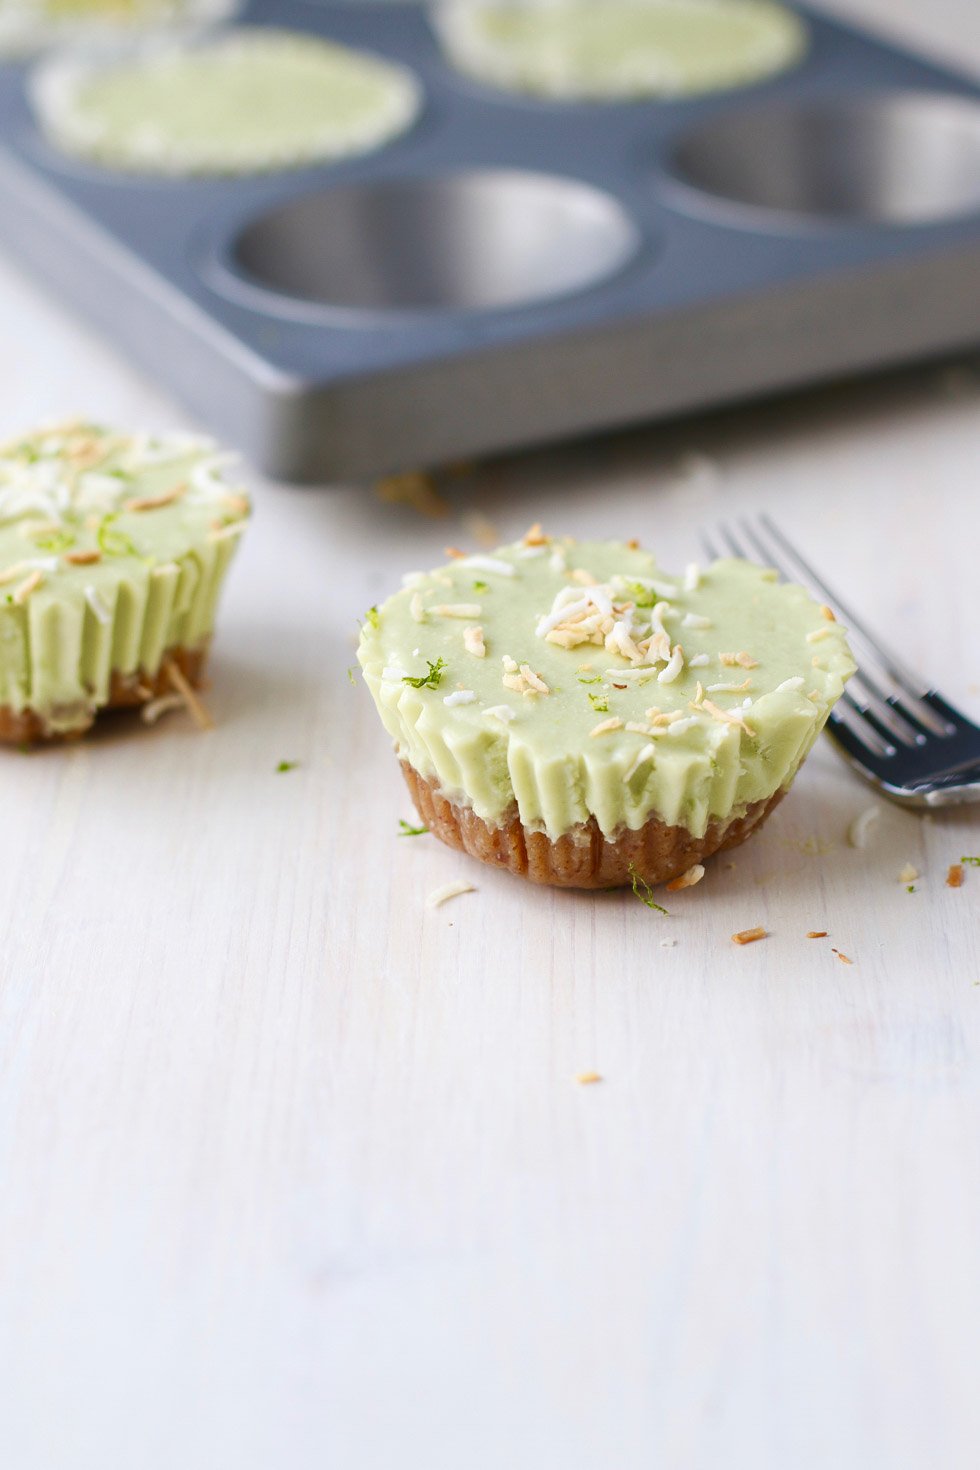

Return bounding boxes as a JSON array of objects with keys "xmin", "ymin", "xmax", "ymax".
[
  {"xmin": 657, "ymin": 644, "xmax": 685, "ymax": 684},
  {"xmin": 84, "ymin": 585, "xmax": 111, "ymax": 624},
  {"xmin": 426, "ymin": 880, "xmax": 475, "ymax": 908},
  {"xmin": 624, "ymin": 742, "xmax": 657, "ymax": 781},
  {"xmin": 589, "ymin": 717, "xmax": 623, "ymax": 738},
  {"xmin": 847, "ymin": 807, "xmax": 880, "ymax": 849},
  {"xmin": 431, "ymin": 602, "xmax": 482, "ymax": 618},
  {"xmin": 666, "ymin": 864, "xmax": 705, "ymax": 892},
  {"xmin": 443, "ymin": 689, "xmax": 476, "ymax": 706},
  {"xmin": 463, "ymin": 625, "xmax": 486, "ymax": 658},
  {"xmin": 459, "ymin": 555, "xmax": 515, "ymax": 577}
]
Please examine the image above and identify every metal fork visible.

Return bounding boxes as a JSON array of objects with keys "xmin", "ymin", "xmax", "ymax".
[{"xmin": 702, "ymin": 514, "xmax": 980, "ymax": 807}]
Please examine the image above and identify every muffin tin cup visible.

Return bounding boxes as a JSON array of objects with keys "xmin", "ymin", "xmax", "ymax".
[{"xmin": 2, "ymin": 1, "xmax": 980, "ymax": 481}]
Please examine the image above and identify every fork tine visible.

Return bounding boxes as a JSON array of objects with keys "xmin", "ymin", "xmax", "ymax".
[
  {"xmin": 830, "ymin": 699, "xmax": 895, "ymax": 759},
  {"xmin": 742, "ymin": 516, "xmax": 959, "ymax": 736},
  {"xmin": 716, "ymin": 522, "xmax": 747, "ymax": 560},
  {"xmin": 700, "ymin": 527, "xmax": 722, "ymax": 561},
  {"xmin": 756, "ymin": 514, "xmax": 929, "ymax": 701}
]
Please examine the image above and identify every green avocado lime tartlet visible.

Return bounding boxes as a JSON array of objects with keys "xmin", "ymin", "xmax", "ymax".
[
  {"xmin": 0, "ymin": 420, "xmax": 249, "ymax": 741},
  {"xmin": 32, "ymin": 27, "xmax": 422, "ymax": 176},
  {"xmin": 358, "ymin": 528, "xmax": 855, "ymax": 888},
  {"xmin": 433, "ymin": 0, "xmax": 807, "ymax": 102}
]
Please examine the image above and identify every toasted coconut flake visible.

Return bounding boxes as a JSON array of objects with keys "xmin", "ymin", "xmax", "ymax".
[
  {"xmin": 575, "ymin": 1071, "xmax": 602, "ymax": 1085},
  {"xmin": 707, "ymin": 678, "xmax": 752, "ymax": 694},
  {"xmin": 719, "ymin": 651, "xmax": 758, "ymax": 669},
  {"xmin": 832, "ymin": 948, "xmax": 853, "ymax": 965},
  {"xmin": 164, "ymin": 657, "xmax": 214, "ymax": 732},
  {"xmin": 502, "ymin": 654, "xmax": 519, "ymax": 673},
  {"xmin": 0, "ymin": 561, "xmax": 29, "ymax": 587},
  {"xmin": 375, "ymin": 471, "xmax": 449, "ymax": 518},
  {"xmin": 12, "ymin": 569, "xmax": 43, "ymax": 604},
  {"xmin": 898, "ymin": 863, "xmax": 919, "ymax": 884},
  {"xmin": 209, "ymin": 522, "xmax": 246, "ymax": 542},
  {"xmin": 807, "ymin": 930, "xmax": 828, "ymax": 939},
  {"xmin": 84, "ymin": 586, "xmax": 111, "ymax": 625},
  {"xmin": 847, "ymin": 806, "xmax": 880, "ymax": 849},
  {"xmin": 807, "ymin": 627, "xmax": 831, "ymax": 643},
  {"xmin": 140, "ymin": 693, "xmax": 185, "ymax": 726},
  {"xmin": 462, "ymin": 511, "xmax": 500, "ymax": 548},
  {"xmin": 947, "ymin": 864, "xmax": 965, "ymax": 888},
  {"xmin": 460, "ymin": 555, "xmax": 516, "ymax": 577},
  {"xmin": 546, "ymin": 628, "xmax": 591, "ymax": 649},
  {"xmin": 426, "ymin": 879, "xmax": 475, "ymax": 909},
  {"xmin": 444, "ymin": 545, "xmax": 465, "ymax": 559},
  {"xmin": 502, "ymin": 673, "xmax": 526, "ymax": 693},
  {"xmin": 732, "ymin": 927, "xmax": 767, "ymax": 945},
  {"xmin": 463, "ymin": 625, "xmax": 486, "ymax": 658},
  {"xmin": 570, "ymin": 567, "xmax": 598, "ymax": 587},
  {"xmin": 702, "ymin": 699, "xmax": 753, "ymax": 734},
  {"xmin": 431, "ymin": 602, "xmax": 482, "ymax": 619},
  {"xmin": 624, "ymin": 742, "xmax": 657, "ymax": 781},
  {"xmin": 124, "ymin": 483, "xmax": 186, "ymax": 513},
  {"xmin": 222, "ymin": 492, "xmax": 250, "ymax": 517},
  {"xmin": 657, "ymin": 644, "xmax": 685, "ymax": 685},
  {"xmin": 64, "ymin": 548, "xmax": 101, "ymax": 566},
  {"xmin": 520, "ymin": 663, "xmax": 549, "ymax": 694},
  {"xmin": 820, "ymin": 604, "xmax": 836, "ymax": 621},
  {"xmin": 589, "ymin": 716, "xmax": 623, "ymax": 738},
  {"xmin": 666, "ymin": 864, "xmax": 705, "ymax": 892},
  {"xmin": 523, "ymin": 522, "xmax": 548, "ymax": 546}
]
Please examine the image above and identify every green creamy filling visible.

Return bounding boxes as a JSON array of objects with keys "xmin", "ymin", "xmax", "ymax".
[
  {"xmin": 0, "ymin": 422, "xmax": 249, "ymax": 730},
  {"xmin": 437, "ymin": 0, "xmax": 807, "ymax": 99},
  {"xmin": 37, "ymin": 29, "xmax": 421, "ymax": 174},
  {"xmin": 358, "ymin": 538, "xmax": 855, "ymax": 840}
]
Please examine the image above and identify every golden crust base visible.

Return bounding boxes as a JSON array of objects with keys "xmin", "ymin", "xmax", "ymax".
[
  {"xmin": 0, "ymin": 644, "xmax": 208, "ymax": 745},
  {"xmin": 401, "ymin": 760, "xmax": 786, "ymax": 890}
]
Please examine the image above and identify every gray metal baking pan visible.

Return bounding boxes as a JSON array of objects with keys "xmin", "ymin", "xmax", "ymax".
[{"xmin": 1, "ymin": 0, "xmax": 980, "ymax": 483}]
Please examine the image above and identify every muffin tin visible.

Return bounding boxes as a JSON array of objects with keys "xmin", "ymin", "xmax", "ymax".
[{"xmin": 1, "ymin": 1, "xmax": 980, "ymax": 482}]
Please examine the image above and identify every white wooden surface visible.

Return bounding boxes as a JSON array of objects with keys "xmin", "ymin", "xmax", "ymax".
[{"xmin": 2, "ymin": 5, "xmax": 980, "ymax": 1467}]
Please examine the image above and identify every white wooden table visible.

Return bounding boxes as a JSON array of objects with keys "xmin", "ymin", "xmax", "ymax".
[{"xmin": 3, "ymin": 5, "xmax": 980, "ymax": 1466}]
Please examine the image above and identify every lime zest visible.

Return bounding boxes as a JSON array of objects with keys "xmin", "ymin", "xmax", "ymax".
[
  {"xmin": 403, "ymin": 658, "xmax": 446, "ymax": 690},
  {"xmin": 628, "ymin": 863, "xmax": 669, "ymax": 915}
]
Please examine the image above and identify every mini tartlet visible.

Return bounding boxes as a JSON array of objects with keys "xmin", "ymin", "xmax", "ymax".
[
  {"xmin": 0, "ymin": 420, "xmax": 249, "ymax": 741},
  {"xmin": 358, "ymin": 532, "xmax": 855, "ymax": 888},
  {"xmin": 32, "ymin": 27, "xmax": 422, "ymax": 176},
  {"xmin": 433, "ymin": 0, "xmax": 807, "ymax": 102}
]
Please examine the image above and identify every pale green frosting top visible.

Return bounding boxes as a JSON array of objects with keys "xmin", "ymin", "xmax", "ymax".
[
  {"xmin": 358, "ymin": 536, "xmax": 855, "ymax": 840},
  {"xmin": 32, "ymin": 28, "xmax": 422, "ymax": 175},
  {"xmin": 0, "ymin": 421, "xmax": 249, "ymax": 731},
  {"xmin": 434, "ymin": 0, "xmax": 807, "ymax": 100}
]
